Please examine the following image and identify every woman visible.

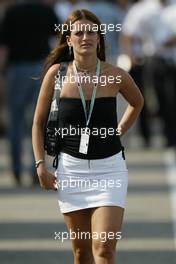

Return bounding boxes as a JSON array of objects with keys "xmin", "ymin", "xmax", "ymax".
[{"xmin": 32, "ymin": 9, "xmax": 144, "ymax": 264}]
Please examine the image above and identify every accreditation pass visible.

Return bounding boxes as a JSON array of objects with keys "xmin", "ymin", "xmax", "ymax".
[{"xmin": 79, "ymin": 127, "xmax": 90, "ymax": 154}]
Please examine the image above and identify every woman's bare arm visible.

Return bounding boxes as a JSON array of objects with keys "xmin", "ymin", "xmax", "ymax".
[
  {"xmin": 32, "ymin": 64, "xmax": 60, "ymax": 190},
  {"xmin": 116, "ymin": 68, "xmax": 144, "ymax": 135}
]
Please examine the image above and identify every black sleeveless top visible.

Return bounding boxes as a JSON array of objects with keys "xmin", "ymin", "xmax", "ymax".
[{"xmin": 58, "ymin": 97, "xmax": 122, "ymax": 159}]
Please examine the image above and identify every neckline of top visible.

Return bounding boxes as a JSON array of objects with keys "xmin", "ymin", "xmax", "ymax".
[{"xmin": 59, "ymin": 96, "xmax": 116, "ymax": 101}]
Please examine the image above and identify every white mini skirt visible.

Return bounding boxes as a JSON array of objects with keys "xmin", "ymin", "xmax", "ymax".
[{"xmin": 55, "ymin": 151, "xmax": 128, "ymax": 213}]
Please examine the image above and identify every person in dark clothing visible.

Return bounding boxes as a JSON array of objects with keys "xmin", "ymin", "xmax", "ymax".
[{"xmin": 0, "ymin": 0, "xmax": 60, "ymax": 186}]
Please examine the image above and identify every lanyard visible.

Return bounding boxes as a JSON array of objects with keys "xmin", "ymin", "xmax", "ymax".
[{"xmin": 72, "ymin": 59, "xmax": 100, "ymax": 127}]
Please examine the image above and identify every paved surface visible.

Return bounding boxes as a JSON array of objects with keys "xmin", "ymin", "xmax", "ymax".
[{"xmin": 0, "ymin": 138, "xmax": 176, "ymax": 263}]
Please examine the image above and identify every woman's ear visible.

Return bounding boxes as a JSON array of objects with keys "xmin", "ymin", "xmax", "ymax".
[{"xmin": 66, "ymin": 35, "xmax": 71, "ymax": 47}]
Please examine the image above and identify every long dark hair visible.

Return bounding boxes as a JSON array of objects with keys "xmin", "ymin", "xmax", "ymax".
[{"xmin": 42, "ymin": 9, "xmax": 106, "ymax": 78}]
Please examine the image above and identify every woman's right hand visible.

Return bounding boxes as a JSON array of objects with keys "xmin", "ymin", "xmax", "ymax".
[{"xmin": 37, "ymin": 164, "xmax": 58, "ymax": 191}]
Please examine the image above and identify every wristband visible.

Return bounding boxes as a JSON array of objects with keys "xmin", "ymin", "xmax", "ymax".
[{"xmin": 35, "ymin": 159, "xmax": 45, "ymax": 168}]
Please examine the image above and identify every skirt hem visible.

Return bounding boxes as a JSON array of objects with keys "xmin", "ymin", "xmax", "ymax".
[{"xmin": 58, "ymin": 202, "xmax": 125, "ymax": 214}]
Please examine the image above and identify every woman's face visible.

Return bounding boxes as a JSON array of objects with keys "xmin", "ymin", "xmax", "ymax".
[{"xmin": 67, "ymin": 19, "xmax": 100, "ymax": 57}]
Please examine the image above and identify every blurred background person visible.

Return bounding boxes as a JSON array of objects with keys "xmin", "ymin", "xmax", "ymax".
[
  {"xmin": 0, "ymin": 0, "xmax": 60, "ymax": 186},
  {"xmin": 54, "ymin": 0, "xmax": 78, "ymax": 23},
  {"xmin": 120, "ymin": 0, "xmax": 176, "ymax": 148},
  {"xmin": 150, "ymin": 1, "xmax": 176, "ymax": 149},
  {"xmin": 0, "ymin": 0, "xmax": 16, "ymax": 135},
  {"xmin": 119, "ymin": 0, "xmax": 161, "ymax": 147}
]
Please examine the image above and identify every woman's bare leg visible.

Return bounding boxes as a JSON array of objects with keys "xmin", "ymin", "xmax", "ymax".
[
  {"xmin": 91, "ymin": 206, "xmax": 124, "ymax": 264},
  {"xmin": 63, "ymin": 208, "xmax": 94, "ymax": 264}
]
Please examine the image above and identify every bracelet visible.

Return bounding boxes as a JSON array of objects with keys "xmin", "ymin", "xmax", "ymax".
[{"xmin": 35, "ymin": 159, "xmax": 45, "ymax": 168}]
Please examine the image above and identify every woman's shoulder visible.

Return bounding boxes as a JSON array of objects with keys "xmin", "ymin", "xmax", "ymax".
[
  {"xmin": 46, "ymin": 63, "xmax": 60, "ymax": 77},
  {"xmin": 42, "ymin": 63, "xmax": 61, "ymax": 84},
  {"xmin": 101, "ymin": 61, "xmax": 135, "ymax": 90},
  {"xmin": 101, "ymin": 61, "xmax": 128, "ymax": 77},
  {"xmin": 46, "ymin": 62, "xmax": 70, "ymax": 79}
]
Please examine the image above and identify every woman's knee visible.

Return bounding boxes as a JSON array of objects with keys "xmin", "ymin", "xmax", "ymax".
[
  {"xmin": 93, "ymin": 239, "xmax": 115, "ymax": 260},
  {"xmin": 73, "ymin": 247, "xmax": 94, "ymax": 263}
]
